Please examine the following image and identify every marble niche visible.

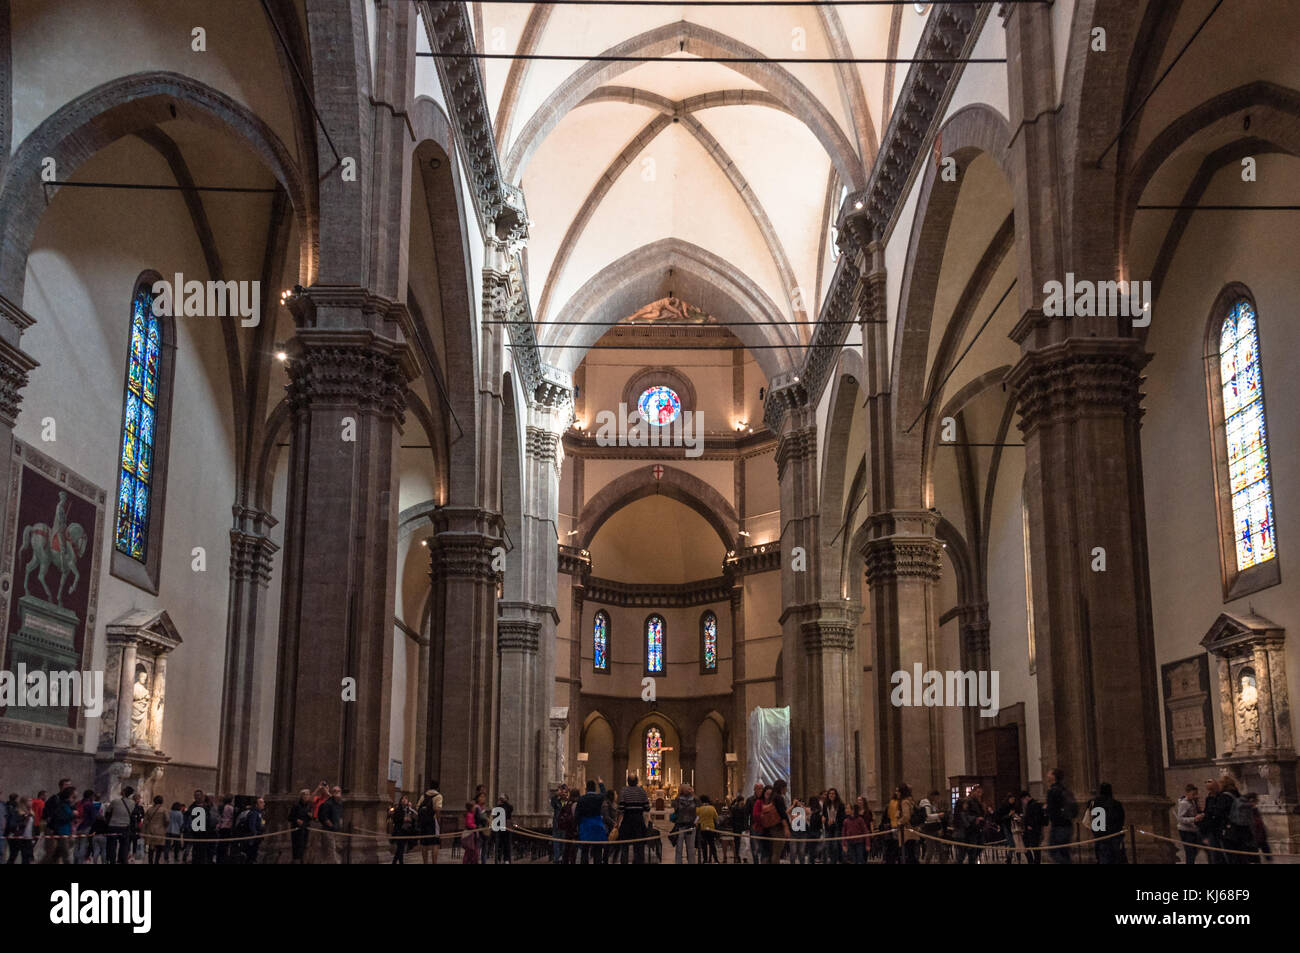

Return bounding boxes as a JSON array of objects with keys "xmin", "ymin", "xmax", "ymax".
[
  {"xmin": 1201, "ymin": 611, "xmax": 1299, "ymax": 847},
  {"xmin": 94, "ymin": 608, "xmax": 182, "ymax": 805}
]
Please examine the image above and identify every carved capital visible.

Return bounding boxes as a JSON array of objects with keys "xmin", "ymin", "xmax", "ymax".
[
  {"xmin": 428, "ymin": 532, "xmax": 500, "ymax": 583},
  {"xmin": 864, "ymin": 536, "xmax": 943, "ymax": 584},
  {"xmin": 775, "ymin": 425, "xmax": 817, "ymax": 480},
  {"xmin": 0, "ymin": 338, "xmax": 38, "ymax": 429},
  {"xmin": 285, "ymin": 330, "xmax": 412, "ymax": 421},
  {"xmin": 230, "ymin": 529, "xmax": 279, "ymax": 586},
  {"xmin": 526, "ymin": 426, "xmax": 560, "ymax": 463},
  {"xmin": 1007, "ymin": 339, "xmax": 1149, "ymax": 436},
  {"xmin": 498, "ymin": 618, "xmax": 541, "ymax": 654},
  {"xmin": 802, "ymin": 620, "xmax": 855, "ymax": 654}
]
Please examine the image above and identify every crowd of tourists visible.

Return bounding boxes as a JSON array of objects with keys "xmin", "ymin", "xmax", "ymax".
[{"xmin": 1, "ymin": 768, "xmax": 1274, "ymax": 864}]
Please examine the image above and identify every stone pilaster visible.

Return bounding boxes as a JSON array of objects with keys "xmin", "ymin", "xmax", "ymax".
[
  {"xmin": 426, "ymin": 506, "xmax": 502, "ymax": 806},
  {"xmin": 769, "ymin": 374, "xmax": 821, "ymax": 790},
  {"xmin": 729, "ymin": 584, "xmax": 748, "ymax": 798},
  {"xmin": 958, "ymin": 602, "xmax": 991, "ymax": 773},
  {"xmin": 217, "ymin": 505, "xmax": 279, "ymax": 794},
  {"xmin": 799, "ymin": 611, "xmax": 859, "ymax": 798},
  {"xmin": 1008, "ymin": 337, "xmax": 1172, "ymax": 859},
  {"xmin": 269, "ymin": 296, "xmax": 414, "ymax": 860},
  {"xmin": 863, "ymin": 513, "xmax": 944, "ymax": 796}
]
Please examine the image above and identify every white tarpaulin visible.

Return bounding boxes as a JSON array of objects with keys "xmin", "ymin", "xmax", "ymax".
[{"xmin": 745, "ymin": 706, "xmax": 790, "ymax": 792}]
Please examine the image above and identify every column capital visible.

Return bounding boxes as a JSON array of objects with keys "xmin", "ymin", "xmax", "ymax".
[
  {"xmin": 1007, "ymin": 338, "xmax": 1150, "ymax": 436},
  {"xmin": 959, "ymin": 602, "xmax": 991, "ymax": 655},
  {"xmin": 285, "ymin": 328, "xmax": 416, "ymax": 419},
  {"xmin": 230, "ymin": 528, "xmax": 279, "ymax": 586},
  {"xmin": 0, "ymin": 337, "xmax": 38, "ymax": 428},
  {"xmin": 801, "ymin": 618, "xmax": 856, "ymax": 654},
  {"xmin": 774, "ymin": 423, "xmax": 817, "ymax": 479},
  {"xmin": 862, "ymin": 531, "xmax": 943, "ymax": 585},
  {"xmin": 497, "ymin": 618, "xmax": 541, "ymax": 654}
]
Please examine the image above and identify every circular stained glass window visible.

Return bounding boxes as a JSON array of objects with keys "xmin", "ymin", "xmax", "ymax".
[{"xmin": 637, "ymin": 385, "xmax": 682, "ymax": 426}]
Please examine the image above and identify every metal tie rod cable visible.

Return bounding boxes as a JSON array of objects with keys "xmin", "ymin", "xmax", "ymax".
[{"xmin": 419, "ymin": 52, "xmax": 1003, "ymax": 63}]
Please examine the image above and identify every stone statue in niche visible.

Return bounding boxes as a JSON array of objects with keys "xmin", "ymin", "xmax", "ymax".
[
  {"xmin": 130, "ymin": 663, "xmax": 151, "ymax": 747},
  {"xmin": 1237, "ymin": 669, "xmax": 1261, "ymax": 747}
]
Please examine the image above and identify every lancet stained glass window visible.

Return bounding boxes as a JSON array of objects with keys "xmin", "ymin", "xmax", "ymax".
[
  {"xmin": 637, "ymin": 386, "xmax": 681, "ymax": 426},
  {"xmin": 645, "ymin": 726, "xmax": 664, "ymax": 783},
  {"xmin": 1220, "ymin": 299, "xmax": 1276, "ymax": 570},
  {"xmin": 646, "ymin": 614, "xmax": 664, "ymax": 674},
  {"xmin": 593, "ymin": 611, "xmax": 609, "ymax": 672},
  {"xmin": 702, "ymin": 612, "xmax": 717, "ymax": 671},
  {"xmin": 116, "ymin": 287, "xmax": 161, "ymax": 561}
]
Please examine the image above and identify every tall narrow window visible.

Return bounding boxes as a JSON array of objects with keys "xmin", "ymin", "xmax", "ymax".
[
  {"xmin": 700, "ymin": 611, "xmax": 717, "ymax": 673},
  {"xmin": 645, "ymin": 614, "xmax": 665, "ymax": 676},
  {"xmin": 1206, "ymin": 288, "xmax": 1280, "ymax": 599},
  {"xmin": 645, "ymin": 726, "xmax": 664, "ymax": 784},
  {"xmin": 593, "ymin": 611, "xmax": 609, "ymax": 673},
  {"xmin": 111, "ymin": 274, "xmax": 174, "ymax": 594}
]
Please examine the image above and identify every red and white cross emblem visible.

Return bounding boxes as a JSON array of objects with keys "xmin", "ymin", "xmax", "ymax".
[{"xmin": 652, "ymin": 465, "xmax": 664, "ymax": 481}]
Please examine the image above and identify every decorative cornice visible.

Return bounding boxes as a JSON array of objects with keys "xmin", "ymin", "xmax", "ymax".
[
  {"xmin": 863, "ymin": 536, "xmax": 943, "ymax": 584},
  {"xmin": 583, "ymin": 574, "xmax": 734, "ymax": 609},
  {"xmin": 423, "ymin": 2, "xmax": 552, "ymax": 402},
  {"xmin": 1007, "ymin": 339, "xmax": 1149, "ymax": 436},
  {"xmin": 778, "ymin": 2, "xmax": 983, "ymax": 423},
  {"xmin": 563, "ymin": 429, "xmax": 776, "ymax": 461}
]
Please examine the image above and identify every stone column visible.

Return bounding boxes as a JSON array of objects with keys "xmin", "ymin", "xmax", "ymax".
[
  {"xmin": 269, "ymin": 294, "xmax": 413, "ymax": 860},
  {"xmin": 217, "ymin": 505, "xmax": 279, "ymax": 794},
  {"xmin": 799, "ymin": 612, "xmax": 859, "ymax": 797},
  {"xmin": 1216, "ymin": 656, "xmax": 1237, "ymax": 755},
  {"xmin": 426, "ymin": 506, "xmax": 501, "ymax": 805},
  {"xmin": 729, "ymin": 584, "xmax": 748, "ymax": 792},
  {"xmin": 958, "ymin": 602, "xmax": 991, "ymax": 772},
  {"xmin": 148, "ymin": 654, "xmax": 167, "ymax": 752},
  {"xmin": 771, "ymin": 380, "xmax": 819, "ymax": 794},
  {"xmin": 116, "ymin": 639, "xmax": 138, "ymax": 749},
  {"xmin": 1252, "ymin": 644, "xmax": 1277, "ymax": 752},
  {"xmin": 497, "ymin": 406, "xmax": 566, "ymax": 818},
  {"xmin": 862, "ymin": 514, "xmax": 945, "ymax": 796},
  {"xmin": 1008, "ymin": 339, "xmax": 1171, "ymax": 856}
]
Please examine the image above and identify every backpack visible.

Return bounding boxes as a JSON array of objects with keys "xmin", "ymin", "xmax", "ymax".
[
  {"xmin": 234, "ymin": 809, "xmax": 252, "ymax": 836},
  {"xmin": 759, "ymin": 801, "xmax": 780, "ymax": 829},
  {"xmin": 1228, "ymin": 794, "xmax": 1252, "ymax": 828},
  {"xmin": 909, "ymin": 803, "xmax": 927, "ymax": 827}
]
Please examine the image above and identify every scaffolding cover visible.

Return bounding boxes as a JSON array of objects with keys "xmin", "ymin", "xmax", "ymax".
[{"xmin": 745, "ymin": 706, "xmax": 791, "ymax": 792}]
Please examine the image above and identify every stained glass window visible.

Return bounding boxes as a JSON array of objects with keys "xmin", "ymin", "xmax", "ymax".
[
  {"xmin": 645, "ymin": 726, "xmax": 664, "ymax": 784},
  {"xmin": 646, "ymin": 614, "xmax": 664, "ymax": 674},
  {"xmin": 1219, "ymin": 299, "xmax": 1276, "ymax": 571},
  {"xmin": 637, "ymin": 386, "xmax": 681, "ymax": 426},
  {"xmin": 702, "ymin": 612, "xmax": 717, "ymax": 672},
  {"xmin": 116, "ymin": 286, "xmax": 161, "ymax": 561},
  {"xmin": 593, "ymin": 611, "xmax": 609, "ymax": 672}
]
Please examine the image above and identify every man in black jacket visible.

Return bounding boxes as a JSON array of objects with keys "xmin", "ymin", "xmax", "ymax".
[
  {"xmin": 1196, "ymin": 777, "xmax": 1232, "ymax": 865},
  {"xmin": 575, "ymin": 780, "xmax": 606, "ymax": 864},
  {"xmin": 1019, "ymin": 791, "xmax": 1045, "ymax": 864},
  {"xmin": 1045, "ymin": 769, "xmax": 1076, "ymax": 864},
  {"xmin": 1087, "ymin": 782, "xmax": 1126, "ymax": 864}
]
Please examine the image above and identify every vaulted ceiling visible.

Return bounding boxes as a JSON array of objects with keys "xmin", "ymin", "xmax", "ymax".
[{"xmin": 474, "ymin": 1, "xmax": 934, "ymax": 376}]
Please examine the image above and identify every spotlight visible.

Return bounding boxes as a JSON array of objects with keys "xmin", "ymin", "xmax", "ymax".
[{"xmin": 854, "ymin": 200, "xmax": 864, "ymax": 210}]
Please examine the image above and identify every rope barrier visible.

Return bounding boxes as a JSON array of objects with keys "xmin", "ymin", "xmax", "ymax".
[{"xmin": 1134, "ymin": 828, "xmax": 1298, "ymax": 859}]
